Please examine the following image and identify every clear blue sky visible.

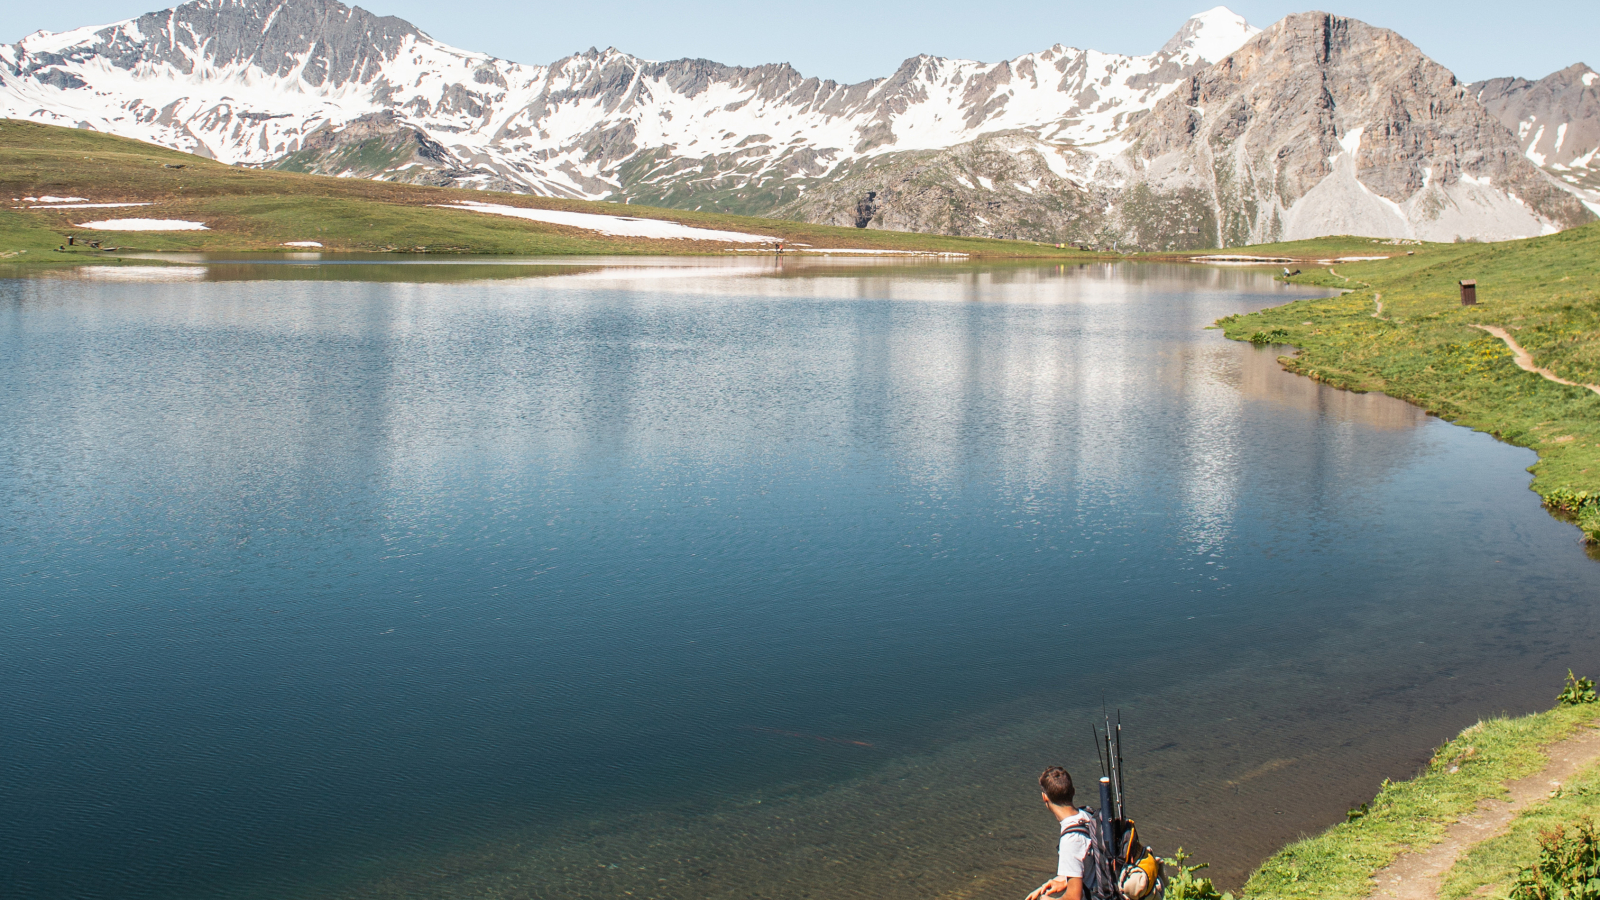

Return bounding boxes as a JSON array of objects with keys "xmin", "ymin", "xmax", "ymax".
[{"xmin": 3, "ymin": 0, "xmax": 1592, "ymax": 86}]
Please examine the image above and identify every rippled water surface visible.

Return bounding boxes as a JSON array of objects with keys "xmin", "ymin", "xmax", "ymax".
[{"xmin": 3, "ymin": 258, "xmax": 1597, "ymax": 900}]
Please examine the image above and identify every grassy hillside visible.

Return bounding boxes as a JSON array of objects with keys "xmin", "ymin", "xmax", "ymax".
[
  {"xmin": 1218, "ymin": 223, "xmax": 1600, "ymax": 542},
  {"xmin": 0, "ymin": 119, "xmax": 1086, "ymax": 259},
  {"xmin": 1156, "ymin": 236, "xmax": 1430, "ymax": 260}
]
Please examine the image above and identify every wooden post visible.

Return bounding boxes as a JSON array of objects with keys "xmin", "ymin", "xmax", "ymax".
[{"xmin": 1459, "ymin": 280, "xmax": 1477, "ymax": 306}]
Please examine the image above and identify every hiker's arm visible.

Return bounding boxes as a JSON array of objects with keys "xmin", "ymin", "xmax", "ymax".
[{"xmin": 1026, "ymin": 876, "xmax": 1081, "ymax": 900}]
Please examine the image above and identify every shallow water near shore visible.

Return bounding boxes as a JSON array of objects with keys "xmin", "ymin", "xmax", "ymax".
[{"xmin": 2, "ymin": 258, "xmax": 1597, "ymax": 900}]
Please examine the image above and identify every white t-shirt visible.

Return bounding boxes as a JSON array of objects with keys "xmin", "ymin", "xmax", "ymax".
[{"xmin": 1057, "ymin": 810, "xmax": 1091, "ymax": 879}]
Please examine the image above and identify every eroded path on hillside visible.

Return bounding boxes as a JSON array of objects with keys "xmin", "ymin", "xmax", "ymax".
[
  {"xmin": 1469, "ymin": 324, "xmax": 1600, "ymax": 397},
  {"xmin": 1365, "ymin": 721, "xmax": 1600, "ymax": 900}
]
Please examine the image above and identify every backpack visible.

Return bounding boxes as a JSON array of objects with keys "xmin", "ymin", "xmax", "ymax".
[
  {"xmin": 1063, "ymin": 811, "xmax": 1163, "ymax": 900},
  {"xmin": 1062, "ymin": 809, "xmax": 1119, "ymax": 900}
]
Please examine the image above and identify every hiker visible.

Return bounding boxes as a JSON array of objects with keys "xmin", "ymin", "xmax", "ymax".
[{"xmin": 1027, "ymin": 766, "xmax": 1089, "ymax": 900}]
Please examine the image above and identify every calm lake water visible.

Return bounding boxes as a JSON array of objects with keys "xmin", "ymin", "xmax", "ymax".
[{"xmin": 2, "ymin": 257, "xmax": 1597, "ymax": 900}]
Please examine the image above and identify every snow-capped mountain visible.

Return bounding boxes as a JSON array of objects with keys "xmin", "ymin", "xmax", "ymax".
[
  {"xmin": 0, "ymin": 0, "xmax": 1592, "ymax": 246},
  {"xmin": 781, "ymin": 14, "xmax": 1594, "ymax": 246},
  {"xmin": 0, "ymin": 0, "xmax": 1256, "ymax": 199}
]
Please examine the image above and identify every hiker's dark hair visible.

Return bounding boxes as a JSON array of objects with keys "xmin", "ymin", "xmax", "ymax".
[{"xmin": 1039, "ymin": 766, "xmax": 1074, "ymax": 805}]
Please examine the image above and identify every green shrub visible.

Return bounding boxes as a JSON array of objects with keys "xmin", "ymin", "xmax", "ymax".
[
  {"xmin": 1559, "ymin": 671, "xmax": 1598, "ymax": 706},
  {"xmin": 1509, "ymin": 821, "xmax": 1600, "ymax": 900},
  {"xmin": 1164, "ymin": 848, "xmax": 1235, "ymax": 900},
  {"xmin": 1546, "ymin": 490, "xmax": 1600, "ymax": 514},
  {"xmin": 1248, "ymin": 329, "xmax": 1291, "ymax": 345}
]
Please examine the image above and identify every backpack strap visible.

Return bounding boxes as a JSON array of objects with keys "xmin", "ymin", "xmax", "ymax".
[
  {"xmin": 1060, "ymin": 807, "xmax": 1096, "ymax": 838},
  {"xmin": 1057, "ymin": 810, "xmax": 1120, "ymax": 900}
]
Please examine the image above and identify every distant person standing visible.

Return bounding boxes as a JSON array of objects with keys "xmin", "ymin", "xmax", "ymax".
[{"xmin": 1027, "ymin": 766, "xmax": 1089, "ymax": 900}]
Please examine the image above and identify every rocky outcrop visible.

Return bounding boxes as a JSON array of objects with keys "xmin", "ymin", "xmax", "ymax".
[
  {"xmin": 1109, "ymin": 12, "xmax": 1593, "ymax": 245},
  {"xmin": 269, "ymin": 111, "xmax": 519, "ymax": 190},
  {"xmin": 853, "ymin": 192, "xmax": 879, "ymax": 229},
  {"xmin": 11, "ymin": 0, "xmax": 420, "ymax": 87}
]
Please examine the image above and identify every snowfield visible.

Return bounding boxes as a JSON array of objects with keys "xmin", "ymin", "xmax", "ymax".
[
  {"xmin": 22, "ymin": 202, "xmax": 153, "ymax": 209},
  {"xmin": 440, "ymin": 202, "xmax": 777, "ymax": 242},
  {"xmin": 75, "ymin": 219, "xmax": 209, "ymax": 231}
]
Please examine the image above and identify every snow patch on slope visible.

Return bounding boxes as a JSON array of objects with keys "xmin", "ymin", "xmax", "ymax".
[
  {"xmin": 75, "ymin": 218, "xmax": 208, "ymax": 230},
  {"xmin": 440, "ymin": 202, "xmax": 777, "ymax": 242}
]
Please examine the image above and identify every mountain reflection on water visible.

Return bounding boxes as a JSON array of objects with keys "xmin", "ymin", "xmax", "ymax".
[{"xmin": 0, "ymin": 259, "xmax": 1594, "ymax": 900}]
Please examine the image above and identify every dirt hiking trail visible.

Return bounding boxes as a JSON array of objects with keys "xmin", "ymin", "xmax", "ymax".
[
  {"xmin": 1469, "ymin": 325, "xmax": 1600, "ymax": 397},
  {"xmin": 1365, "ymin": 721, "xmax": 1600, "ymax": 900}
]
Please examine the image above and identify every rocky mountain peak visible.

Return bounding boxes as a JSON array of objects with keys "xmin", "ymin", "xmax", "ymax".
[
  {"xmin": 1117, "ymin": 11, "xmax": 1591, "ymax": 245},
  {"xmin": 11, "ymin": 0, "xmax": 423, "ymax": 88}
]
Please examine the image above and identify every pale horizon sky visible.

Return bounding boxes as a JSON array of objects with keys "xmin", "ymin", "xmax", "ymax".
[{"xmin": 1, "ymin": 0, "xmax": 1592, "ymax": 86}]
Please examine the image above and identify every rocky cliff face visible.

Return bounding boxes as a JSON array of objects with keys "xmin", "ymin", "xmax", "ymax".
[
  {"xmin": 1471, "ymin": 64, "xmax": 1600, "ymax": 211},
  {"xmin": 776, "ymin": 132, "xmax": 1115, "ymax": 244},
  {"xmin": 1, "ymin": 0, "xmax": 1592, "ymax": 245}
]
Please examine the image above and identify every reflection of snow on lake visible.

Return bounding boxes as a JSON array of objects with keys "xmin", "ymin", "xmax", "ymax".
[
  {"xmin": 1176, "ymin": 343, "xmax": 1244, "ymax": 555},
  {"xmin": 439, "ymin": 200, "xmax": 775, "ymax": 242},
  {"xmin": 73, "ymin": 265, "xmax": 206, "ymax": 281}
]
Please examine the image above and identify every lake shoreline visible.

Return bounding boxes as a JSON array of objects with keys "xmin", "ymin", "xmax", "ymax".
[
  {"xmin": 1243, "ymin": 698, "xmax": 1600, "ymax": 900},
  {"xmin": 1217, "ymin": 223, "xmax": 1600, "ymax": 545}
]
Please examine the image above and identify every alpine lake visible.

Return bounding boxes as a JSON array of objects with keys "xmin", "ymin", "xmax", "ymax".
[{"xmin": 3, "ymin": 254, "xmax": 1597, "ymax": 900}]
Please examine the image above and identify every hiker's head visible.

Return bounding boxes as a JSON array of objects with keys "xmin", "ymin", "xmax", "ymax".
[{"xmin": 1038, "ymin": 766, "xmax": 1074, "ymax": 806}]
